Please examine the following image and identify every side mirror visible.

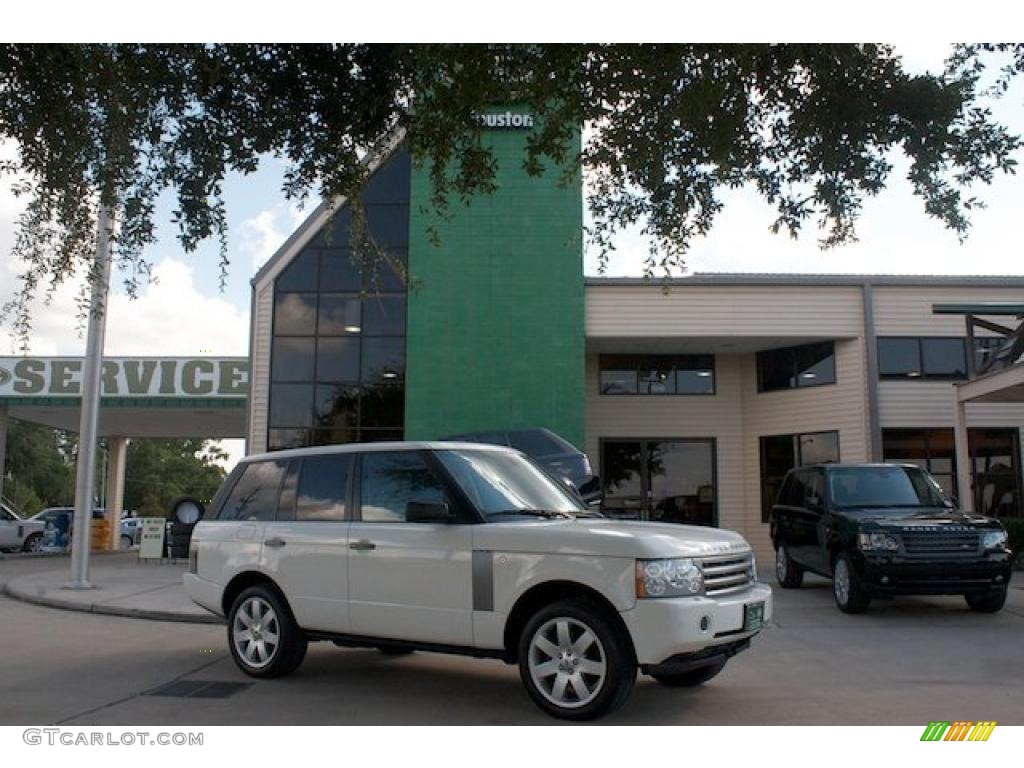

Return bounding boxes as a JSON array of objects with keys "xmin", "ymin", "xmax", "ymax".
[{"xmin": 406, "ymin": 500, "xmax": 454, "ymax": 524}]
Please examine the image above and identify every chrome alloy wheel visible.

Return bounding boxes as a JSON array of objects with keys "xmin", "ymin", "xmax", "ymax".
[
  {"xmin": 528, "ymin": 617, "xmax": 607, "ymax": 709},
  {"xmin": 833, "ymin": 558, "xmax": 851, "ymax": 606},
  {"xmin": 233, "ymin": 596, "xmax": 280, "ymax": 669}
]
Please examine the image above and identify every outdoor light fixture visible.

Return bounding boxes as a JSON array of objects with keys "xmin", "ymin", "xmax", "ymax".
[
  {"xmin": 697, "ymin": 370, "xmax": 712, "ymax": 377},
  {"xmin": 382, "ymin": 370, "xmax": 398, "ymax": 379},
  {"xmin": 800, "ymin": 372, "xmax": 817, "ymax": 379},
  {"xmin": 908, "ymin": 371, "xmax": 922, "ymax": 377},
  {"xmin": 343, "ymin": 325, "xmax": 362, "ymax": 334}
]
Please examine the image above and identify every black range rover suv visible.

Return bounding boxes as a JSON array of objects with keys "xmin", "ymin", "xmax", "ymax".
[{"xmin": 769, "ymin": 463, "xmax": 1013, "ymax": 614}]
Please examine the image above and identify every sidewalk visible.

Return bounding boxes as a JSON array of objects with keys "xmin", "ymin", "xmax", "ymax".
[{"xmin": 2, "ymin": 552, "xmax": 222, "ymax": 624}]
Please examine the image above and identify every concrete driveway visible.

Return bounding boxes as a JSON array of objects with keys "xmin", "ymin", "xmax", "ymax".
[{"xmin": 1, "ymin": 554, "xmax": 1021, "ymax": 725}]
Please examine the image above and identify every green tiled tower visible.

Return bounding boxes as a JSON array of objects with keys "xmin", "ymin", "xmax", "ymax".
[{"xmin": 404, "ymin": 113, "xmax": 584, "ymax": 447}]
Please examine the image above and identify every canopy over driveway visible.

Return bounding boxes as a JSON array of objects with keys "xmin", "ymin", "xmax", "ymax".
[{"xmin": 0, "ymin": 356, "xmax": 249, "ymax": 547}]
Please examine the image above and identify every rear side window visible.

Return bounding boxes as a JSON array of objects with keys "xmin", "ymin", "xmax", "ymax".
[
  {"xmin": 220, "ymin": 460, "xmax": 287, "ymax": 521},
  {"xmin": 804, "ymin": 469, "xmax": 826, "ymax": 509},
  {"xmin": 781, "ymin": 471, "xmax": 808, "ymax": 507},
  {"xmin": 296, "ymin": 454, "xmax": 353, "ymax": 522},
  {"xmin": 508, "ymin": 430, "xmax": 572, "ymax": 457}
]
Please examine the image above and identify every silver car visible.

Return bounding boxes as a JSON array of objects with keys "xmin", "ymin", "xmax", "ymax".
[{"xmin": 0, "ymin": 500, "xmax": 46, "ymax": 553}]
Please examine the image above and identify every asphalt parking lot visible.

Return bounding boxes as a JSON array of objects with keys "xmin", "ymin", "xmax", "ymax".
[{"xmin": 1, "ymin": 553, "xmax": 1022, "ymax": 726}]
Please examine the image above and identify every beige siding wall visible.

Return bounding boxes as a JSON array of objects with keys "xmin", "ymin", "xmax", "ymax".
[
  {"xmin": 878, "ymin": 381, "xmax": 1024, "ymax": 428},
  {"xmin": 586, "ymin": 284, "xmax": 863, "ymax": 337},
  {"xmin": 873, "ymin": 286, "xmax": 1024, "ymax": 335},
  {"xmin": 247, "ymin": 284, "xmax": 274, "ymax": 455}
]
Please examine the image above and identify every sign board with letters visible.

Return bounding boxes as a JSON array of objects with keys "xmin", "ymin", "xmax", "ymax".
[
  {"xmin": 138, "ymin": 518, "xmax": 167, "ymax": 560},
  {"xmin": 0, "ymin": 357, "xmax": 249, "ymax": 399}
]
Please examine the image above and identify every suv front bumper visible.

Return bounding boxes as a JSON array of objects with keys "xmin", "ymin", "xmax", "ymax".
[
  {"xmin": 620, "ymin": 581, "xmax": 773, "ymax": 666},
  {"xmin": 855, "ymin": 553, "xmax": 1012, "ymax": 596}
]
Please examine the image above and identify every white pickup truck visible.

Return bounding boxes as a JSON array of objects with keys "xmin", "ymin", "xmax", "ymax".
[
  {"xmin": 185, "ymin": 442, "xmax": 772, "ymax": 720},
  {"xmin": 0, "ymin": 500, "xmax": 45, "ymax": 552}
]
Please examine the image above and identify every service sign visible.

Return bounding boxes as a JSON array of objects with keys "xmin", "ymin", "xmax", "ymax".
[
  {"xmin": 138, "ymin": 518, "xmax": 166, "ymax": 560},
  {"xmin": 0, "ymin": 357, "xmax": 249, "ymax": 399}
]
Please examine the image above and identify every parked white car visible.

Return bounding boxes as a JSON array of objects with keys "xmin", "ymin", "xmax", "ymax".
[
  {"xmin": 185, "ymin": 442, "xmax": 772, "ymax": 720},
  {"xmin": 0, "ymin": 500, "xmax": 46, "ymax": 552}
]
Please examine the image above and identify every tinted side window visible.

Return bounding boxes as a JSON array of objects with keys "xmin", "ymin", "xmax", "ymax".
[
  {"xmin": 775, "ymin": 474, "xmax": 794, "ymax": 507},
  {"xmin": 220, "ymin": 461, "xmax": 287, "ymax": 521},
  {"xmin": 296, "ymin": 454, "xmax": 353, "ymax": 522},
  {"xmin": 804, "ymin": 470, "xmax": 825, "ymax": 509},
  {"xmin": 785, "ymin": 471, "xmax": 809, "ymax": 507},
  {"xmin": 359, "ymin": 451, "xmax": 446, "ymax": 523}
]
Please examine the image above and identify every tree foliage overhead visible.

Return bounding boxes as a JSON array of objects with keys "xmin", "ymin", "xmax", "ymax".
[{"xmin": 0, "ymin": 43, "xmax": 1021, "ymax": 339}]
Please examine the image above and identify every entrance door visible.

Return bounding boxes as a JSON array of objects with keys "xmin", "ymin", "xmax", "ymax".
[{"xmin": 601, "ymin": 439, "xmax": 717, "ymax": 526}]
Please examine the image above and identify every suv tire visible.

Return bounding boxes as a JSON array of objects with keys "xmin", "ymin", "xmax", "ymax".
[
  {"xmin": 517, "ymin": 598, "xmax": 635, "ymax": 721},
  {"xmin": 228, "ymin": 585, "xmax": 307, "ymax": 678},
  {"xmin": 775, "ymin": 544, "xmax": 804, "ymax": 588},
  {"xmin": 22, "ymin": 533, "xmax": 43, "ymax": 553},
  {"xmin": 832, "ymin": 552, "xmax": 871, "ymax": 614},
  {"xmin": 650, "ymin": 658, "xmax": 727, "ymax": 687},
  {"xmin": 965, "ymin": 586, "xmax": 1007, "ymax": 613}
]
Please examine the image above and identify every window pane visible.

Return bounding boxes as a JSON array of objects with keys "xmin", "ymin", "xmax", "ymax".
[
  {"xmin": 878, "ymin": 338, "xmax": 922, "ymax": 377},
  {"xmin": 276, "ymin": 249, "xmax": 318, "ymax": 291},
  {"xmin": 320, "ymin": 250, "xmax": 361, "ymax": 292},
  {"xmin": 757, "ymin": 348, "xmax": 794, "ymax": 391},
  {"xmin": 359, "ymin": 451, "xmax": 446, "ymax": 523},
  {"xmin": 315, "ymin": 384, "xmax": 359, "ymax": 430},
  {"xmin": 637, "ymin": 357, "xmax": 675, "ymax": 394},
  {"xmin": 365, "ymin": 205, "xmax": 410, "ymax": 248},
  {"xmin": 362, "ymin": 337, "xmax": 405, "ymax": 382},
  {"xmin": 362, "ymin": 296, "xmax": 406, "ymax": 336},
  {"xmin": 316, "ymin": 338, "xmax": 360, "ymax": 381},
  {"xmin": 272, "ymin": 338, "xmax": 315, "ymax": 381},
  {"xmin": 921, "ymin": 338, "xmax": 967, "ymax": 378},
  {"xmin": 296, "ymin": 454, "xmax": 352, "ymax": 522},
  {"xmin": 795, "ymin": 342, "xmax": 836, "ymax": 386},
  {"xmin": 220, "ymin": 461, "xmax": 286, "ymax": 521},
  {"xmin": 760, "ymin": 435, "xmax": 796, "ymax": 521},
  {"xmin": 269, "ymin": 383, "xmax": 313, "ymax": 428},
  {"xmin": 358, "ymin": 428, "xmax": 404, "ymax": 443},
  {"xmin": 274, "ymin": 293, "xmax": 317, "ymax": 335},
  {"xmin": 360, "ymin": 382, "xmax": 405, "ymax": 428},
  {"xmin": 648, "ymin": 441, "xmax": 715, "ymax": 526},
  {"xmin": 600, "ymin": 369, "xmax": 637, "ymax": 394},
  {"xmin": 676, "ymin": 368, "xmax": 714, "ymax": 394},
  {"xmin": 601, "ymin": 441, "xmax": 644, "ymax": 518},
  {"xmin": 268, "ymin": 429, "xmax": 309, "ymax": 451},
  {"xmin": 318, "ymin": 295, "xmax": 362, "ymax": 335},
  {"xmin": 310, "ymin": 425, "xmax": 359, "ymax": 445},
  {"xmin": 799, "ymin": 431, "xmax": 840, "ymax": 465}
]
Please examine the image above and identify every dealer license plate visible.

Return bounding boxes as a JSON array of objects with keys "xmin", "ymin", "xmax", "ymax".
[{"xmin": 743, "ymin": 601, "xmax": 765, "ymax": 632}]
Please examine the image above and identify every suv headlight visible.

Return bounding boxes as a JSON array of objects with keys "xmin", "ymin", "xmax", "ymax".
[
  {"xmin": 858, "ymin": 532, "xmax": 901, "ymax": 552},
  {"xmin": 636, "ymin": 558, "xmax": 703, "ymax": 598},
  {"xmin": 981, "ymin": 530, "xmax": 1009, "ymax": 551}
]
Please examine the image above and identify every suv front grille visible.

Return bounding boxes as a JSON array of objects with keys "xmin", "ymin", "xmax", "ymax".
[
  {"xmin": 699, "ymin": 553, "xmax": 755, "ymax": 595},
  {"xmin": 902, "ymin": 531, "xmax": 980, "ymax": 556}
]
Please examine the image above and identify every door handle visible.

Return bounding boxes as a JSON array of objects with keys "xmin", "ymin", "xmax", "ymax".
[
  {"xmin": 349, "ymin": 539, "xmax": 376, "ymax": 551},
  {"xmin": 264, "ymin": 537, "xmax": 287, "ymax": 548}
]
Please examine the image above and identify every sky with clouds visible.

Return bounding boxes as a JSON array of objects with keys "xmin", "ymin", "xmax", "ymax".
[{"xmin": 0, "ymin": 43, "xmax": 1021, "ymax": 463}]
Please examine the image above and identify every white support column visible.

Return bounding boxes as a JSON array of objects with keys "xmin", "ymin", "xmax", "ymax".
[
  {"xmin": 952, "ymin": 387, "xmax": 974, "ymax": 512},
  {"xmin": 105, "ymin": 436, "xmax": 128, "ymax": 550},
  {"xmin": 0, "ymin": 406, "xmax": 8, "ymax": 505}
]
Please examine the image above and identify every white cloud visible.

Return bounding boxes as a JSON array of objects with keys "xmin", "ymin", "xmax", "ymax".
[{"xmin": 239, "ymin": 202, "xmax": 308, "ymax": 272}]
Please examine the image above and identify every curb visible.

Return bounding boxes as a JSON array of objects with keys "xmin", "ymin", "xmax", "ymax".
[{"xmin": 1, "ymin": 582, "xmax": 224, "ymax": 626}]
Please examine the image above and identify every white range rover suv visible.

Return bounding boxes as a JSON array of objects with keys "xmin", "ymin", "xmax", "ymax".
[{"xmin": 185, "ymin": 442, "xmax": 772, "ymax": 720}]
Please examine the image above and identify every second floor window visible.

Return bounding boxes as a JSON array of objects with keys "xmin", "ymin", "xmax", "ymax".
[
  {"xmin": 877, "ymin": 337, "xmax": 967, "ymax": 380},
  {"xmin": 756, "ymin": 342, "xmax": 836, "ymax": 392},
  {"xmin": 599, "ymin": 354, "xmax": 715, "ymax": 395}
]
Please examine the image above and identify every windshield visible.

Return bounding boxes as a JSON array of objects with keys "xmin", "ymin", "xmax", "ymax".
[
  {"xmin": 436, "ymin": 449, "xmax": 585, "ymax": 518},
  {"xmin": 828, "ymin": 466, "xmax": 948, "ymax": 510}
]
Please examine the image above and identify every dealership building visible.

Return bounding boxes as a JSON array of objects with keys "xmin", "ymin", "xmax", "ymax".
[{"xmin": 246, "ymin": 114, "xmax": 1024, "ymax": 558}]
